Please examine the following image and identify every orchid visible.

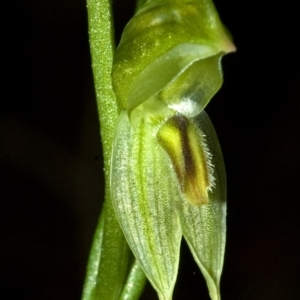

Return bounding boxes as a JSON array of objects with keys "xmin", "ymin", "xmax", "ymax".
[{"xmin": 83, "ymin": 1, "xmax": 235, "ymax": 299}]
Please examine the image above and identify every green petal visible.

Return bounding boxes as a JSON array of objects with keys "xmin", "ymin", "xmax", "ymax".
[
  {"xmin": 111, "ymin": 112, "xmax": 182, "ymax": 300},
  {"xmin": 177, "ymin": 111, "xmax": 226, "ymax": 300}
]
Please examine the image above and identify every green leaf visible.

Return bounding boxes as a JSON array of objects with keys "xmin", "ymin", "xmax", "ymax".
[
  {"xmin": 82, "ymin": 201, "xmax": 130, "ymax": 300},
  {"xmin": 82, "ymin": 207, "xmax": 105, "ymax": 300},
  {"xmin": 119, "ymin": 259, "xmax": 147, "ymax": 300}
]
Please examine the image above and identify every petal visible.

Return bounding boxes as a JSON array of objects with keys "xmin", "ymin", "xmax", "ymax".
[
  {"xmin": 157, "ymin": 114, "xmax": 214, "ymax": 206},
  {"xmin": 111, "ymin": 112, "xmax": 182, "ymax": 300},
  {"xmin": 176, "ymin": 111, "xmax": 226, "ymax": 300}
]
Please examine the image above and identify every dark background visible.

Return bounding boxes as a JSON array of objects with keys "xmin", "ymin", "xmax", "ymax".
[{"xmin": 1, "ymin": 0, "xmax": 299, "ymax": 299}]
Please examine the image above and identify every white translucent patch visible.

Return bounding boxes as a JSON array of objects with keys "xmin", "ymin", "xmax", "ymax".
[{"xmin": 168, "ymin": 97, "xmax": 200, "ymax": 116}]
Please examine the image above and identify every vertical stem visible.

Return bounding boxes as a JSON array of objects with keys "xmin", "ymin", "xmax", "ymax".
[{"xmin": 83, "ymin": 0, "xmax": 130, "ymax": 299}]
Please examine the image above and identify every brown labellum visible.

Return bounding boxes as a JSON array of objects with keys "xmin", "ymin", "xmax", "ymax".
[{"xmin": 157, "ymin": 115, "xmax": 214, "ymax": 206}]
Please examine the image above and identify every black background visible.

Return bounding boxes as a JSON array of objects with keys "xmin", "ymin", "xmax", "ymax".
[{"xmin": 1, "ymin": 0, "xmax": 299, "ymax": 299}]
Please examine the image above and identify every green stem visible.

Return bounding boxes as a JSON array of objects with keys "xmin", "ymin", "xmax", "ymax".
[
  {"xmin": 83, "ymin": 0, "xmax": 129, "ymax": 299},
  {"xmin": 82, "ymin": 0, "xmax": 147, "ymax": 299}
]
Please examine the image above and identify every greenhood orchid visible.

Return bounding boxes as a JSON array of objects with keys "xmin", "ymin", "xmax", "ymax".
[{"xmin": 110, "ymin": 0, "xmax": 235, "ymax": 299}]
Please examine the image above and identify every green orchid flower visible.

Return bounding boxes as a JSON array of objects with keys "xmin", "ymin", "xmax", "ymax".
[{"xmin": 110, "ymin": 0, "xmax": 235, "ymax": 300}]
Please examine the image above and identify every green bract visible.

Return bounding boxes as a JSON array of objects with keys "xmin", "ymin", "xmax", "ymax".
[{"xmin": 111, "ymin": 0, "xmax": 235, "ymax": 299}]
